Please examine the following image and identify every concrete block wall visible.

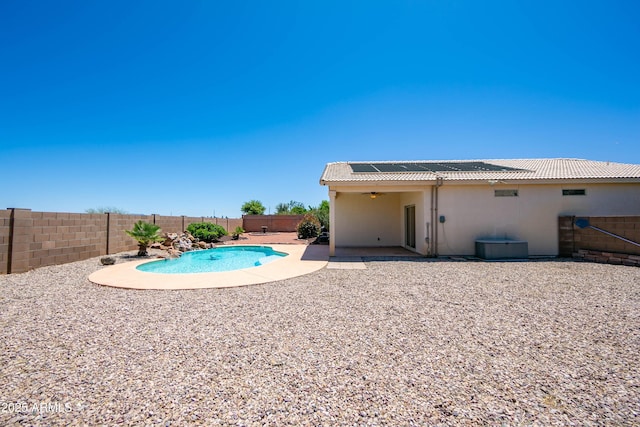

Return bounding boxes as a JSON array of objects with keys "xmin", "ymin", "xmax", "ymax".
[
  {"xmin": 31, "ymin": 211, "xmax": 108, "ymax": 269},
  {"xmin": 0, "ymin": 210, "xmax": 11, "ymax": 274},
  {"xmin": 184, "ymin": 216, "xmax": 204, "ymax": 231},
  {"xmin": 153, "ymin": 215, "xmax": 183, "ymax": 234},
  {"xmin": 559, "ymin": 216, "xmax": 640, "ymax": 257},
  {"xmin": 242, "ymin": 215, "xmax": 304, "ymax": 232},
  {"xmin": 213, "ymin": 217, "xmax": 244, "ymax": 233},
  {"xmin": 7, "ymin": 209, "xmax": 33, "ymax": 274},
  {"xmin": 572, "ymin": 249, "xmax": 640, "ymax": 266},
  {"xmin": 107, "ymin": 214, "xmax": 151, "ymax": 254},
  {"xmin": 1, "ymin": 209, "xmax": 243, "ymax": 274},
  {"xmin": 558, "ymin": 216, "xmax": 575, "ymax": 257}
]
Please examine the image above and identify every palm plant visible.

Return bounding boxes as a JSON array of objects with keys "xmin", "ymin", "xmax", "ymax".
[
  {"xmin": 125, "ymin": 220, "xmax": 164, "ymax": 256},
  {"xmin": 231, "ymin": 226, "xmax": 245, "ymax": 240}
]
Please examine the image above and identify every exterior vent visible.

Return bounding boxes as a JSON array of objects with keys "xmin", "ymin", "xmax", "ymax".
[
  {"xmin": 562, "ymin": 189, "xmax": 586, "ymax": 196},
  {"xmin": 494, "ymin": 189, "xmax": 518, "ymax": 197}
]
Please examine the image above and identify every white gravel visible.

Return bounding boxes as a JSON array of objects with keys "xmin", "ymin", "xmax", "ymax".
[{"xmin": 1, "ymin": 253, "xmax": 639, "ymax": 426}]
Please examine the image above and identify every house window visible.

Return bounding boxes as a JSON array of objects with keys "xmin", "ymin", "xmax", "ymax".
[
  {"xmin": 494, "ymin": 189, "xmax": 518, "ymax": 197},
  {"xmin": 562, "ymin": 189, "xmax": 586, "ymax": 196}
]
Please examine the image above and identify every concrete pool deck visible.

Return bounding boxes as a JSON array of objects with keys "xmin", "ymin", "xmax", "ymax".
[{"xmin": 88, "ymin": 244, "xmax": 329, "ymax": 290}]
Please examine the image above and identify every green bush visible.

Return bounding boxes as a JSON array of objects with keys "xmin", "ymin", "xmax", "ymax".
[
  {"xmin": 296, "ymin": 213, "xmax": 321, "ymax": 239},
  {"xmin": 314, "ymin": 209, "xmax": 329, "ymax": 231},
  {"xmin": 186, "ymin": 222, "xmax": 228, "ymax": 242},
  {"xmin": 309, "ymin": 200, "xmax": 330, "ymax": 231}
]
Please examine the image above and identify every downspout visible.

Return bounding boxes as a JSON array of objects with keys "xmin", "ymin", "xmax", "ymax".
[
  {"xmin": 429, "ymin": 186, "xmax": 435, "ymax": 257},
  {"xmin": 434, "ymin": 176, "xmax": 444, "ymax": 257}
]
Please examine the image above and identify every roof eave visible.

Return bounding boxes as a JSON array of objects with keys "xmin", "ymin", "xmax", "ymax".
[
  {"xmin": 321, "ymin": 177, "xmax": 640, "ymax": 186},
  {"xmin": 321, "ymin": 179, "xmax": 438, "ymax": 186}
]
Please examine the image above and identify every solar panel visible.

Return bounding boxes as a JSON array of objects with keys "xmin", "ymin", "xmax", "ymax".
[
  {"xmin": 349, "ymin": 164, "xmax": 379, "ymax": 172},
  {"xmin": 374, "ymin": 163, "xmax": 411, "ymax": 172},
  {"xmin": 350, "ymin": 162, "xmax": 523, "ymax": 173}
]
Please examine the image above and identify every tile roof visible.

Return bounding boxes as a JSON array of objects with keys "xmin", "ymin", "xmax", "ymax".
[{"xmin": 320, "ymin": 159, "xmax": 640, "ymax": 184}]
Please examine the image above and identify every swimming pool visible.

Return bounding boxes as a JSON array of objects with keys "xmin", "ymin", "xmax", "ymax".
[
  {"xmin": 88, "ymin": 244, "xmax": 328, "ymax": 289},
  {"xmin": 136, "ymin": 246, "xmax": 287, "ymax": 274}
]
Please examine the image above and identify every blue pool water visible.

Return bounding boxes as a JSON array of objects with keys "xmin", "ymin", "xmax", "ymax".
[{"xmin": 136, "ymin": 246, "xmax": 287, "ymax": 274}]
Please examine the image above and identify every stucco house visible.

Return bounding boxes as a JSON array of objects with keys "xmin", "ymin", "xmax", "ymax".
[{"xmin": 319, "ymin": 159, "xmax": 640, "ymax": 257}]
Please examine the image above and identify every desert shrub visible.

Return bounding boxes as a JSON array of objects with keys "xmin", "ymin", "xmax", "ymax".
[
  {"xmin": 296, "ymin": 213, "xmax": 321, "ymax": 239},
  {"xmin": 187, "ymin": 222, "xmax": 228, "ymax": 242}
]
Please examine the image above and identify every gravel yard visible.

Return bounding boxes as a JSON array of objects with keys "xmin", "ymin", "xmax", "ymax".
[{"xmin": 1, "ymin": 254, "xmax": 639, "ymax": 426}]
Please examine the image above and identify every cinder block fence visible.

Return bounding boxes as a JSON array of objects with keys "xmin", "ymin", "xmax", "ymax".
[
  {"xmin": 242, "ymin": 215, "xmax": 304, "ymax": 232},
  {"xmin": 0, "ymin": 209, "xmax": 242, "ymax": 274},
  {"xmin": 559, "ymin": 216, "xmax": 640, "ymax": 265}
]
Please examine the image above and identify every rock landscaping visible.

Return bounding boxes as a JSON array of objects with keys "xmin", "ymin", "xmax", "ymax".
[
  {"xmin": 149, "ymin": 232, "xmax": 217, "ymax": 259},
  {"xmin": 1, "ymin": 255, "xmax": 639, "ymax": 425}
]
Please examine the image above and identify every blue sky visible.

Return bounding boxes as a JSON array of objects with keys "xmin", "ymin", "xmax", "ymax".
[{"xmin": 1, "ymin": 1, "xmax": 639, "ymax": 217}]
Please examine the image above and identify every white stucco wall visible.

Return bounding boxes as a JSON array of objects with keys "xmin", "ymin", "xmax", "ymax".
[
  {"xmin": 557, "ymin": 184, "xmax": 640, "ymax": 216},
  {"xmin": 333, "ymin": 192, "xmax": 401, "ymax": 247},
  {"xmin": 329, "ymin": 182, "xmax": 640, "ymax": 256},
  {"xmin": 436, "ymin": 183, "xmax": 640, "ymax": 256}
]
